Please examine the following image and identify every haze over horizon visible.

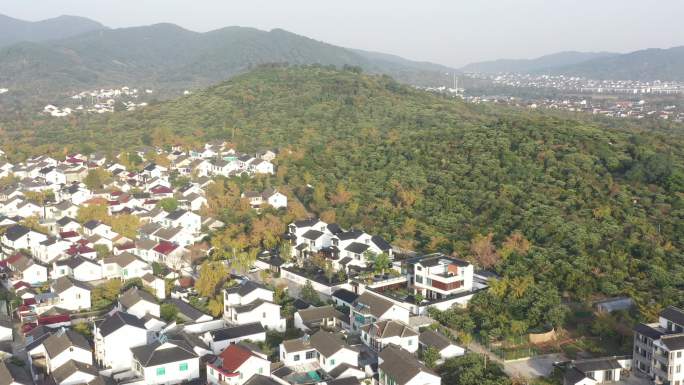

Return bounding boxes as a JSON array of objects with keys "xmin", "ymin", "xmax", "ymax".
[{"xmin": 2, "ymin": 0, "xmax": 684, "ymax": 68}]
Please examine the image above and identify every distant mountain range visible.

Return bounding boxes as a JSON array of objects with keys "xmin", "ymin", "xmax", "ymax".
[
  {"xmin": 0, "ymin": 14, "xmax": 105, "ymax": 47},
  {"xmin": 462, "ymin": 47, "xmax": 684, "ymax": 81},
  {"xmin": 0, "ymin": 14, "xmax": 456, "ymax": 103},
  {"xmin": 460, "ymin": 51, "xmax": 618, "ymax": 74}
]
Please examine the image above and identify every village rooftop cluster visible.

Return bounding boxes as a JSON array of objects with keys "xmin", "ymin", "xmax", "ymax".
[
  {"xmin": 42, "ymin": 87, "xmax": 153, "ymax": 117},
  {"xmin": 0, "ymin": 141, "xmax": 491, "ymax": 385}
]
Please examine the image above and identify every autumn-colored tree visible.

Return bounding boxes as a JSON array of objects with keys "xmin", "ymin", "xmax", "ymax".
[
  {"xmin": 195, "ymin": 261, "xmax": 227, "ymax": 297},
  {"xmin": 498, "ymin": 231, "xmax": 531, "ymax": 260},
  {"xmin": 20, "ymin": 215, "xmax": 49, "ymax": 233},
  {"xmin": 77, "ymin": 204, "xmax": 109, "ymax": 224},
  {"xmin": 207, "ymin": 294, "xmax": 224, "ymax": 317},
  {"xmin": 470, "ymin": 233, "xmax": 499, "ymax": 268},
  {"xmin": 330, "ymin": 183, "xmax": 352, "ymax": 206},
  {"xmin": 110, "ymin": 214, "xmax": 140, "ymax": 238},
  {"xmin": 249, "ymin": 214, "xmax": 284, "ymax": 249},
  {"xmin": 84, "ymin": 168, "xmax": 110, "ymax": 189}
]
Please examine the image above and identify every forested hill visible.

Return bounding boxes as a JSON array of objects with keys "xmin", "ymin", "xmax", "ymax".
[
  {"xmin": 7, "ymin": 66, "xmax": 683, "ymax": 308},
  {"xmin": 0, "ymin": 21, "xmax": 455, "ymax": 105}
]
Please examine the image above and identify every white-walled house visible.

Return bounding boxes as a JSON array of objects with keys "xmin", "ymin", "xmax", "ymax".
[
  {"xmin": 207, "ymin": 343, "xmax": 270, "ymax": 385},
  {"xmin": 51, "ymin": 360, "xmax": 98, "ymax": 385},
  {"xmin": 378, "ymin": 345, "xmax": 440, "ymax": 385},
  {"xmin": 163, "ymin": 210, "xmax": 201, "ymax": 234},
  {"xmin": 43, "ymin": 329, "xmax": 92, "ymax": 374},
  {"xmin": 94, "ymin": 311, "xmax": 151, "ymax": 371},
  {"xmin": 361, "ymin": 320, "xmax": 419, "ymax": 353},
  {"xmin": 294, "ymin": 305, "xmax": 345, "ymax": 332},
  {"xmin": 280, "ymin": 331, "xmax": 359, "ymax": 374},
  {"xmin": 51, "ymin": 276, "xmax": 91, "ymax": 311},
  {"xmin": 419, "ymin": 329, "xmax": 465, "ymax": 363},
  {"xmin": 131, "ymin": 339, "xmax": 200, "ymax": 385},
  {"xmin": 223, "ymin": 281, "xmax": 286, "ymax": 332},
  {"xmin": 350, "ymin": 291, "xmax": 410, "ymax": 332},
  {"xmin": 203, "ymin": 323, "xmax": 266, "ymax": 355},
  {"xmin": 409, "ymin": 254, "xmax": 474, "ymax": 301},
  {"xmin": 633, "ymin": 306, "xmax": 684, "ymax": 385},
  {"xmin": 2, "ymin": 224, "xmax": 48, "ymax": 254},
  {"xmin": 53, "ymin": 256, "xmax": 102, "ymax": 282},
  {"xmin": 118, "ymin": 286, "xmax": 160, "ymax": 318}
]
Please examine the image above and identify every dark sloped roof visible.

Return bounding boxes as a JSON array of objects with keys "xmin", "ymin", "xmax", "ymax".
[
  {"xmin": 131, "ymin": 339, "xmax": 197, "ymax": 367},
  {"xmin": 633, "ymin": 323, "xmax": 665, "ymax": 340},
  {"xmin": 363, "ymin": 320, "xmax": 417, "ymax": 340},
  {"xmin": 302, "ymin": 229, "xmax": 324, "ymax": 240},
  {"xmin": 293, "ymin": 218, "xmax": 318, "ymax": 228},
  {"xmin": 662, "ymin": 306, "xmax": 684, "ymax": 326},
  {"xmin": 345, "ymin": 242, "xmax": 369, "ymax": 254},
  {"xmin": 310, "ymin": 330, "xmax": 349, "ymax": 358},
  {"xmin": 573, "ymin": 358, "xmax": 622, "ymax": 372},
  {"xmin": 564, "ymin": 367, "xmax": 588, "ymax": 385},
  {"xmin": 97, "ymin": 311, "xmax": 147, "ymax": 337},
  {"xmin": 297, "ymin": 305, "xmax": 341, "ymax": 323},
  {"xmin": 233, "ymin": 299, "xmax": 272, "ymax": 314},
  {"xmin": 43, "ymin": 329, "xmax": 91, "ymax": 358},
  {"xmin": 244, "ymin": 375, "xmax": 283, "ymax": 385},
  {"xmin": 328, "ymin": 363, "xmax": 362, "ymax": 380},
  {"xmin": 326, "ymin": 378, "xmax": 361, "ymax": 385},
  {"xmin": 371, "ymin": 235, "xmax": 391, "ymax": 251},
  {"xmin": 661, "ymin": 335, "xmax": 684, "ymax": 351},
  {"xmin": 337, "ymin": 230, "xmax": 363, "ymax": 241},
  {"xmin": 119, "ymin": 287, "xmax": 157, "ymax": 309},
  {"xmin": 4, "ymin": 225, "xmax": 30, "ymax": 241},
  {"xmin": 332, "ymin": 289, "xmax": 359, "ymax": 304},
  {"xmin": 210, "ymin": 322, "xmax": 265, "ymax": 342},
  {"xmin": 419, "ymin": 329, "xmax": 451, "ymax": 351},
  {"xmin": 52, "ymin": 360, "xmax": 97, "ymax": 384},
  {"xmin": 166, "ymin": 209, "xmax": 188, "ymax": 220},
  {"xmin": 165, "ymin": 298, "xmax": 210, "ymax": 321},
  {"xmin": 52, "ymin": 276, "xmax": 91, "ymax": 294},
  {"xmin": 0, "ymin": 360, "xmax": 32, "ymax": 385},
  {"xmin": 378, "ymin": 345, "xmax": 436, "ymax": 385},
  {"xmin": 354, "ymin": 291, "xmax": 394, "ymax": 318},
  {"xmin": 225, "ymin": 281, "xmax": 269, "ymax": 297}
]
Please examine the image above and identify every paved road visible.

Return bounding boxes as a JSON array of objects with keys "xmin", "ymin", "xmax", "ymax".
[{"xmin": 466, "ymin": 339, "xmax": 565, "ymax": 379}]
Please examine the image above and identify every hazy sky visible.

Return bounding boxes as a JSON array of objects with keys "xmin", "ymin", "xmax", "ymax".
[{"xmin": 3, "ymin": 0, "xmax": 684, "ymax": 67}]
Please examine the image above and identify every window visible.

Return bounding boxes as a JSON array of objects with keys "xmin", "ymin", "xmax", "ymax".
[
  {"xmin": 179, "ymin": 363, "xmax": 188, "ymax": 371},
  {"xmin": 416, "ymin": 266, "xmax": 422, "ymax": 271},
  {"xmin": 329, "ymin": 359, "xmax": 335, "ymax": 366},
  {"xmin": 294, "ymin": 354, "xmax": 300, "ymax": 361},
  {"xmin": 306, "ymin": 351, "xmax": 317, "ymax": 359},
  {"xmin": 156, "ymin": 367, "xmax": 165, "ymax": 376},
  {"xmin": 263, "ymin": 312, "xmax": 266, "ymax": 318},
  {"xmin": 408, "ymin": 339, "xmax": 413, "ymax": 346},
  {"xmin": 415, "ymin": 275, "xmax": 423, "ymax": 284},
  {"xmin": 258, "ymin": 367, "xmax": 263, "ymax": 374}
]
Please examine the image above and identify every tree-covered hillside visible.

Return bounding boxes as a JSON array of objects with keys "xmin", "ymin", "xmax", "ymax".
[{"xmin": 4, "ymin": 66, "xmax": 683, "ymax": 310}]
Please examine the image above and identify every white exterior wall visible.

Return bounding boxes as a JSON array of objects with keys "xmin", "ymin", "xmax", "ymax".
[
  {"xmin": 58, "ymin": 287, "xmax": 91, "ymax": 311},
  {"xmin": 320, "ymin": 348, "xmax": 358, "ymax": 372},
  {"xmin": 73, "ymin": 263, "xmax": 103, "ymax": 282},
  {"xmin": 141, "ymin": 358, "xmax": 200, "ymax": 385},
  {"xmin": 405, "ymin": 371, "xmax": 441, "ymax": 385},
  {"xmin": 48, "ymin": 347, "xmax": 93, "ymax": 373},
  {"xmin": 231, "ymin": 303, "xmax": 285, "ymax": 332},
  {"xmin": 23, "ymin": 265, "xmax": 48, "ymax": 285},
  {"xmin": 0, "ymin": 326, "xmax": 12, "ymax": 341},
  {"xmin": 96, "ymin": 327, "xmax": 149, "ymax": 371},
  {"xmin": 126, "ymin": 301, "xmax": 160, "ymax": 318},
  {"xmin": 59, "ymin": 371, "xmax": 96, "ymax": 385},
  {"xmin": 280, "ymin": 347, "xmax": 317, "ymax": 367}
]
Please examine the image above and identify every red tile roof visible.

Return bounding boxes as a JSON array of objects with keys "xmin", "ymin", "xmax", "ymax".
[
  {"xmin": 220, "ymin": 344, "xmax": 254, "ymax": 372},
  {"xmin": 151, "ymin": 185, "xmax": 173, "ymax": 194},
  {"xmin": 60, "ymin": 231, "xmax": 80, "ymax": 239},
  {"xmin": 153, "ymin": 241, "xmax": 178, "ymax": 255}
]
